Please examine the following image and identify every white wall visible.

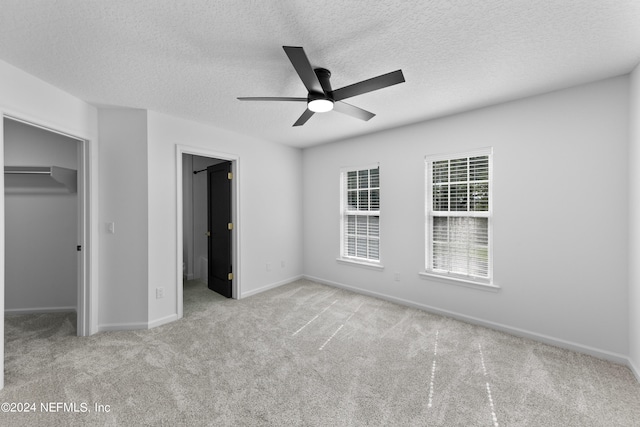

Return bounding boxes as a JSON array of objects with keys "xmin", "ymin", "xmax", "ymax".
[
  {"xmin": 629, "ymin": 64, "xmax": 640, "ymax": 380},
  {"xmin": 0, "ymin": 59, "xmax": 99, "ymax": 389},
  {"xmin": 4, "ymin": 119, "xmax": 78, "ymax": 312},
  {"xmin": 303, "ymin": 76, "xmax": 630, "ymax": 360},
  {"xmin": 93, "ymin": 106, "xmax": 305, "ymax": 329},
  {"xmin": 147, "ymin": 111, "xmax": 304, "ymax": 324},
  {"xmin": 97, "ymin": 109, "xmax": 148, "ymax": 329}
]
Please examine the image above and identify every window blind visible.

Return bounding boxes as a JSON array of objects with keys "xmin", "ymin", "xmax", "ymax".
[
  {"xmin": 342, "ymin": 166, "xmax": 380, "ymax": 261},
  {"xmin": 426, "ymin": 150, "xmax": 492, "ymax": 281}
]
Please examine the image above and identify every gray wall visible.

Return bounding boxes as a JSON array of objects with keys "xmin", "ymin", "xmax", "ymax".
[
  {"xmin": 4, "ymin": 119, "xmax": 78, "ymax": 312},
  {"xmin": 303, "ymin": 76, "xmax": 630, "ymax": 360},
  {"xmin": 182, "ymin": 154, "xmax": 193, "ymax": 279},
  {"xmin": 98, "ymin": 108, "xmax": 149, "ymax": 328},
  {"xmin": 629, "ymin": 63, "xmax": 640, "ymax": 380}
]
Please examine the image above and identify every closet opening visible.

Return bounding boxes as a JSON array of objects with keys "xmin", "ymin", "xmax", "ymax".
[{"xmin": 3, "ymin": 117, "xmax": 88, "ymax": 336}]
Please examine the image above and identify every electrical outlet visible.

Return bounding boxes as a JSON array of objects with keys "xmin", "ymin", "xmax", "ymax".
[
  {"xmin": 281, "ymin": 260, "xmax": 286, "ymax": 268},
  {"xmin": 394, "ymin": 272, "xmax": 401, "ymax": 282},
  {"xmin": 156, "ymin": 287, "xmax": 164, "ymax": 299},
  {"xmin": 266, "ymin": 263, "xmax": 272, "ymax": 272}
]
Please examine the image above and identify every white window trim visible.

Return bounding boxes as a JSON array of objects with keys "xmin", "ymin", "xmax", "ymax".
[
  {"xmin": 418, "ymin": 271, "xmax": 499, "ymax": 292},
  {"xmin": 423, "ymin": 147, "xmax": 494, "ymax": 286},
  {"xmin": 338, "ymin": 163, "xmax": 382, "ymax": 267},
  {"xmin": 336, "ymin": 257, "xmax": 385, "ymax": 270}
]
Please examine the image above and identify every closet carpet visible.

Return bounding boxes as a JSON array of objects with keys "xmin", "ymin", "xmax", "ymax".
[{"xmin": 2, "ymin": 279, "xmax": 640, "ymax": 426}]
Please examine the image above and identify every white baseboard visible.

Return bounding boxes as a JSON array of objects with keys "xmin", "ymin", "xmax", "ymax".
[
  {"xmin": 629, "ymin": 358, "xmax": 640, "ymax": 383},
  {"xmin": 5, "ymin": 306, "xmax": 76, "ymax": 315},
  {"xmin": 148, "ymin": 313, "xmax": 178, "ymax": 329},
  {"xmin": 98, "ymin": 315, "xmax": 178, "ymax": 332},
  {"xmin": 98, "ymin": 321, "xmax": 149, "ymax": 332},
  {"xmin": 241, "ymin": 275, "xmax": 304, "ymax": 299},
  {"xmin": 304, "ymin": 275, "xmax": 629, "ymax": 366}
]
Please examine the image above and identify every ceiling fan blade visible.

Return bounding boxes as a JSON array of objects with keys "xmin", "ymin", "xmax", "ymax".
[
  {"xmin": 333, "ymin": 101, "xmax": 376, "ymax": 121},
  {"xmin": 237, "ymin": 97, "xmax": 307, "ymax": 102},
  {"xmin": 293, "ymin": 109, "xmax": 315, "ymax": 127},
  {"xmin": 331, "ymin": 70, "xmax": 405, "ymax": 101},
  {"xmin": 283, "ymin": 46, "xmax": 324, "ymax": 95}
]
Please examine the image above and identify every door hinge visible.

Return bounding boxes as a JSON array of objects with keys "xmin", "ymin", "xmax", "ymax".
[
  {"xmin": 228, "ymin": 273, "xmax": 233, "ymax": 280},
  {"xmin": 228, "ymin": 223, "xmax": 233, "ymax": 230},
  {"xmin": 227, "ymin": 172, "xmax": 233, "ymax": 180}
]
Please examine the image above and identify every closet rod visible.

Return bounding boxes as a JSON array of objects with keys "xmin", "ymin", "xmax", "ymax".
[
  {"xmin": 4, "ymin": 166, "xmax": 77, "ymax": 193},
  {"xmin": 4, "ymin": 167, "xmax": 52, "ymax": 175}
]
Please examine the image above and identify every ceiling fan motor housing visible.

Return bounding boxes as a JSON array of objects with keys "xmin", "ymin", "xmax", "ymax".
[{"xmin": 309, "ymin": 68, "xmax": 333, "ymax": 102}]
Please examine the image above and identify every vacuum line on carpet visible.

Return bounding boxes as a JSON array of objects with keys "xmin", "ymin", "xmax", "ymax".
[
  {"xmin": 319, "ymin": 324, "xmax": 344, "ymax": 350},
  {"xmin": 478, "ymin": 343, "xmax": 499, "ymax": 427},
  {"xmin": 318, "ymin": 302, "xmax": 364, "ymax": 351},
  {"xmin": 346, "ymin": 302, "xmax": 364, "ymax": 322},
  {"xmin": 428, "ymin": 330, "xmax": 439, "ymax": 408},
  {"xmin": 292, "ymin": 300, "xmax": 338, "ymax": 336}
]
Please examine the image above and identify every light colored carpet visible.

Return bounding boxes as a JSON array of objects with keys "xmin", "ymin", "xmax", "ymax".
[{"xmin": 2, "ymin": 279, "xmax": 640, "ymax": 426}]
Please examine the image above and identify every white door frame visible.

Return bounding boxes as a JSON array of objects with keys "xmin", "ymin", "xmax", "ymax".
[
  {"xmin": 1, "ymin": 114, "xmax": 96, "ymax": 335},
  {"xmin": 175, "ymin": 144, "xmax": 240, "ymax": 319}
]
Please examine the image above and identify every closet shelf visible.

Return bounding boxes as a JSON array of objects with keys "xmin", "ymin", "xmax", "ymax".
[{"xmin": 4, "ymin": 166, "xmax": 77, "ymax": 194}]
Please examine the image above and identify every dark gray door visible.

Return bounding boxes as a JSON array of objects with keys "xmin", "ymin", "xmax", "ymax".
[{"xmin": 207, "ymin": 161, "xmax": 232, "ymax": 298}]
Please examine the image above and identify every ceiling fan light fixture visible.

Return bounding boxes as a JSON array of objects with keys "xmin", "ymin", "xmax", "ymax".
[{"xmin": 308, "ymin": 98, "xmax": 334, "ymax": 113}]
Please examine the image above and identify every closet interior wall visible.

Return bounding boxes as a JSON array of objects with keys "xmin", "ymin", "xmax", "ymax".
[{"xmin": 4, "ymin": 118, "xmax": 78, "ymax": 314}]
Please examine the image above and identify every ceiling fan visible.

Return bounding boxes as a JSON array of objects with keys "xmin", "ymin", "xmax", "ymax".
[{"xmin": 238, "ymin": 46, "xmax": 405, "ymax": 126}]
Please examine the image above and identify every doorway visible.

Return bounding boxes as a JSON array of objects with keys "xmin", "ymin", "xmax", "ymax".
[
  {"xmin": 177, "ymin": 146, "xmax": 239, "ymax": 318},
  {"xmin": 3, "ymin": 117, "xmax": 89, "ymax": 336}
]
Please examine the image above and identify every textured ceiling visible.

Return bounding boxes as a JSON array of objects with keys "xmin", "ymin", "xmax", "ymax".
[{"xmin": 1, "ymin": 1, "xmax": 640, "ymax": 148}]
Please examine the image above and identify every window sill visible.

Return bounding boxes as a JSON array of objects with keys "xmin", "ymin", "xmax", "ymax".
[
  {"xmin": 336, "ymin": 258, "xmax": 384, "ymax": 271},
  {"xmin": 418, "ymin": 271, "xmax": 500, "ymax": 292}
]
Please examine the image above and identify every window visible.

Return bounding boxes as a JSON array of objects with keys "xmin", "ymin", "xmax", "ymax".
[
  {"xmin": 425, "ymin": 149, "xmax": 492, "ymax": 285},
  {"xmin": 340, "ymin": 165, "xmax": 380, "ymax": 264}
]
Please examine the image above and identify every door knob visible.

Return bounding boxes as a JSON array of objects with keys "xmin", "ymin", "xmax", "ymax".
[{"xmin": 205, "ymin": 231, "xmax": 211, "ymax": 237}]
